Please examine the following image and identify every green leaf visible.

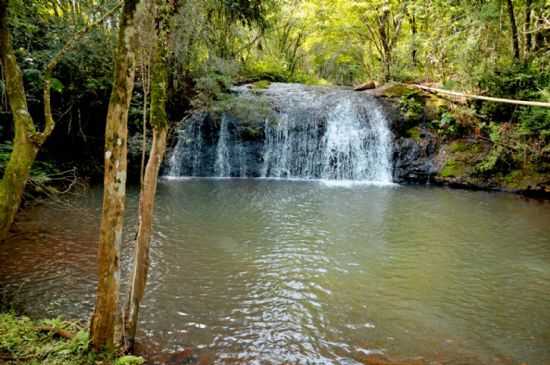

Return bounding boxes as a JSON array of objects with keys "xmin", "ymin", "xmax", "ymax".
[{"xmin": 51, "ymin": 78, "xmax": 64, "ymax": 93}]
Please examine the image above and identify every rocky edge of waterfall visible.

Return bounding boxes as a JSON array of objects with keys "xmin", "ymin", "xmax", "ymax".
[
  {"xmin": 165, "ymin": 81, "xmax": 549, "ymax": 197},
  {"xmin": 375, "ymin": 84, "xmax": 550, "ymax": 197}
]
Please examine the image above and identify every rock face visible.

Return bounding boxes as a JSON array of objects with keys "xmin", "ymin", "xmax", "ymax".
[
  {"xmin": 165, "ymin": 82, "xmax": 549, "ymax": 196},
  {"xmin": 167, "ymin": 83, "xmax": 394, "ymax": 183},
  {"xmin": 393, "ymin": 132, "xmax": 439, "ymax": 183},
  {"xmin": 376, "ymin": 84, "xmax": 550, "ymax": 196}
]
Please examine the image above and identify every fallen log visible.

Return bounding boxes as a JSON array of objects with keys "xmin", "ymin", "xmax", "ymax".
[
  {"xmin": 36, "ymin": 326, "xmax": 74, "ymax": 339},
  {"xmin": 411, "ymin": 84, "xmax": 550, "ymax": 108},
  {"xmin": 354, "ymin": 81, "xmax": 377, "ymax": 91}
]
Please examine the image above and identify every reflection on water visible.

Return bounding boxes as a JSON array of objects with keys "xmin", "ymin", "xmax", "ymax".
[{"xmin": 1, "ymin": 180, "xmax": 550, "ymax": 365}]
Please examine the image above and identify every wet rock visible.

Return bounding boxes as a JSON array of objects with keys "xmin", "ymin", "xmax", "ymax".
[
  {"xmin": 162, "ymin": 348, "xmax": 196, "ymax": 365},
  {"xmin": 392, "ymin": 131, "xmax": 439, "ymax": 183}
]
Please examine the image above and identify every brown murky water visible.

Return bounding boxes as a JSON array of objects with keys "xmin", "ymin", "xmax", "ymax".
[{"xmin": 1, "ymin": 180, "xmax": 550, "ymax": 364}]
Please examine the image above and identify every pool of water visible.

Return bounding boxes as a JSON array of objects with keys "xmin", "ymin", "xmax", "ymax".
[{"xmin": 1, "ymin": 180, "xmax": 550, "ymax": 364}]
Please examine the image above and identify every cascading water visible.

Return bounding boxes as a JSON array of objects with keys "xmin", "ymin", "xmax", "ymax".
[
  {"xmin": 214, "ymin": 115, "xmax": 231, "ymax": 177},
  {"xmin": 167, "ymin": 83, "xmax": 394, "ymax": 183}
]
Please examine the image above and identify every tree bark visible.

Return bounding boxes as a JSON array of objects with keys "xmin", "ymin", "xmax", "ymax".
[
  {"xmin": 124, "ymin": 0, "xmax": 171, "ymax": 350},
  {"xmin": 506, "ymin": 0, "xmax": 521, "ymax": 61},
  {"xmin": 90, "ymin": 0, "xmax": 139, "ymax": 351},
  {"xmin": 408, "ymin": 10, "xmax": 417, "ymax": 67},
  {"xmin": 0, "ymin": 0, "xmax": 39, "ymax": 241},
  {"xmin": 0, "ymin": 0, "xmax": 121, "ymax": 242},
  {"xmin": 524, "ymin": 0, "xmax": 533, "ymax": 55}
]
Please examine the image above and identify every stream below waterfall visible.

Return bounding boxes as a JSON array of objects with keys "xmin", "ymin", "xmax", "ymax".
[
  {"xmin": 1, "ymin": 181, "xmax": 550, "ymax": 365},
  {"xmin": 2, "ymin": 83, "xmax": 550, "ymax": 364}
]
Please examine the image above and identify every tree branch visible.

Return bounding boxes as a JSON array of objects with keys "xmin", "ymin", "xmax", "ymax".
[{"xmin": 38, "ymin": 0, "xmax": 123, "ymax": 145}]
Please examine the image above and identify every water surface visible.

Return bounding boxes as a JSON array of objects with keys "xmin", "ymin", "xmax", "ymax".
[{"xmin": 1, "ymin": 180, "xmax": 550, "ymax": 365}]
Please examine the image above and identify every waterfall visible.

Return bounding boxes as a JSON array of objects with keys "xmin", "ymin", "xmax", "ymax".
[
  {"xmin": 167, "ymin": 83, "xmax": 394, "ymax": 183},
  {"xmin": 214, "ymin": 115, "xmax": 231, "ymax": 177}
]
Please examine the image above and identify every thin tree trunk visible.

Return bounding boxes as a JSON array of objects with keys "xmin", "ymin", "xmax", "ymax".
[
  {"xmin": 140, "ymin": 64, "xmax": 149, "ymax": 186},
  {"xmin": 125, "ymin": 0, "xmax": 171, "ymax": 350},
  {"xmin": 124, "ymin": 123, "xmax": 167, "ymax": 351},
  {"xmin": 90, "ymin": 0, "xmax": 139, "ymax": 351},
  {"xmin": 506, "ymin": 0, "xmax": 521, "ymax": 61},
  {"xmin": 524, "ymin": 0, "xmax": 533, "ymax": 55},
  {"xmin": 0, "ymin": 0, "xmax": 117, "ymax": 241},
  {"xmin": 0, "ymin": 1, "xmax": 39, "ymax": 241},
  {"xmin": 409, "ymin": 11, "xmax": 417, "ymax": 67}
]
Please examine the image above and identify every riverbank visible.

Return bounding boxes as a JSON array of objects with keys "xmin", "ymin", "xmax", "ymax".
[
  {"xmin": 376, "ymin": 84, "xmax": 550, "ymax": 197},
  {"xmin": 0, "ymin": 313, "xmax": 143, "ymax": 365}
]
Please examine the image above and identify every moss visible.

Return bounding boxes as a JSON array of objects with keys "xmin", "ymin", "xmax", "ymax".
[
  {"xmin": 448, "ymin": 140, "xmax": 484, "ymax": 154},
  {"xmin": 440, "ymin": 159, "xmax": 466, "ymax": 178},
  {"xmin": 499, "ymin": 168, "xmax": 549, "ymax": 190},
  {"xmin": 406, "ymin": 127, "xmax": 422, "ymax": 141},
  {"xmin": 423, "ymin": 95, "xmax": 446, "ymax": 120},
  {"xmin": 250, "ymin": 80, "xmax": 271, "ymax": 90},
  {"xmin": 380, "ymin": 84, "xmax": 418, "ymax": 98},
  {"xmin": 0, "ymin": 312, "xmax": 143, "ymax": 365},
  {"xmin": 222, "ymin": 95, "xmax": 274, "ymax": 125},
  {"xmin": 449, "ymin": 141, "xmax": 468, "ymax": 153},
  {"xmin": 399, "ymin": 95, "xmax": 424, "ymax": 125}
]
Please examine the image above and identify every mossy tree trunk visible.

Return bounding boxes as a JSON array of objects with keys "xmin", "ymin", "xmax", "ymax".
[
  {"xmin": 0, "ymin": 1, "xmax": 40, "ymax": 241},
  {"xmin": 0, "ymin": 0, "xmax": 121, "ymax": 242},
  {"xmin": 124, "ymin": 0, "xmax": 172, "ymax": 351},
  {"xmin": 90, "ymin": 0, "xmax": 140, "ymax": 351}
]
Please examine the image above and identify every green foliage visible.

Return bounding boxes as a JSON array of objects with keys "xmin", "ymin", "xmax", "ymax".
[
  {"xmin": 474, "ymin": 123, "xmax": 518, "ymax": 176},
  {"xmin": 0, "ymin": 143, "xmax": 74, "ymax": 199},
  {"xmin": 251, "ymin": 80, "xmax": 272, "ymax": 89},
  {"xmin": 0, "ymin": 142, "xmax": 11, "ymax": 168},
  {"xmin": 114, "ymin": 355, "xmax": 145, "ymax": 365},
  {"xmin": 0, "ymin": 312, "xmax": 140, "ymax": 365},
  {"xmin": 243, "ymin": 57, "xmax": 291, "ymax": 82},
  {"xmin": 399, "ymin": 91, "xmax": 424, "ymax": 125},
  {"xmin": 475, "ymin": 145, "xmax": 506, "ymax": 175},
  {"xmin": 435, "ymin": 111, "xmax": 461, "ymax": 138},
  {"xmin": 191, "ymin": 60, "xmax": 237, "ymax": 110},
  {"xmin": 440, "ymin": 159, "xmax": 465, "ymax": 178},
  {"xmin": 477, "ymin": 64, "xmax": 550, "ymax": 123},
  {"xmin": 518, "ymin": 107, "xmax": 550, "ymax": 137},
  {"xmin": 50, "ymin": 78, "xmax": 64, "ymax": 94}
]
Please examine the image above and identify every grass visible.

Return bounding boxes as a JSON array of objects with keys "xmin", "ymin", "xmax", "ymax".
[{"xmin": 0, "ymin": 312, "xmax": 143, "ymax": 365}]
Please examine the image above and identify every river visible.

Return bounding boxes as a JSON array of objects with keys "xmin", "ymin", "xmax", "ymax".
[{"xmin": 1, "ymin": 180, "xmax": 549, "ymax": 364}]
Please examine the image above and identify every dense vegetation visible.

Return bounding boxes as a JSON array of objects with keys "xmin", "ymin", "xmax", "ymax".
[
  {"xmin": 0, "ymin": 313, "xmax": 143, "ymax": 365},
  {"xmin": 1, "ymin": 1, "xmax": 548, "ymax": 182},
  {"xmin": 1, "ymin": 0, "xmax": 548, "ymax": 152},
  {"xmin": 0, "ymin": 0, "xmax": 549, "ymax": 362}
]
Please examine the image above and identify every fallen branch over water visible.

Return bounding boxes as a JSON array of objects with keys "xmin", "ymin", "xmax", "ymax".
[{"xmin": 410, "ymin": 84, "xmax": 550, "ymax": 108}]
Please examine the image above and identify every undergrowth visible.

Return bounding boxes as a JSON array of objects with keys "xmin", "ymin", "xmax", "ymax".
[{"xmin": 0, "ymin": 312, "xmax": 143, "ymax": 365}]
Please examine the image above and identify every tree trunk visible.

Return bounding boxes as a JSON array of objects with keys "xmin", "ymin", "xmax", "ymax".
[
  {"xmin": 533, "ymin": 6, "xmax": 549, "ymax": 52},
  {"xmin": 124, "ymin": 0, "xmax": 171, "ymax": 350},
  {"xmin": 408, "ymin": 10, "xmax": 417, "ymax": 67},
  {"xmin": 0, "ymin": 1, "xmax": 39, "ymax": 241},
  {"xmin": 90, "ymin": 0, "xmax": 139, "ymax": 351},
  {"xmin": 524, "ymin": 0, "xmax": 533, "ymax": 55},
  {"xmin": 506, "ymin": 0, "xmax": 520, "ymax": 61},
  {"xmin": 0, "ymin": 0, "xmax": 121, "ymax": 242},
  {"xmin": 124, "ymin": 123, "xmax": 167, "ymax": 351}
]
